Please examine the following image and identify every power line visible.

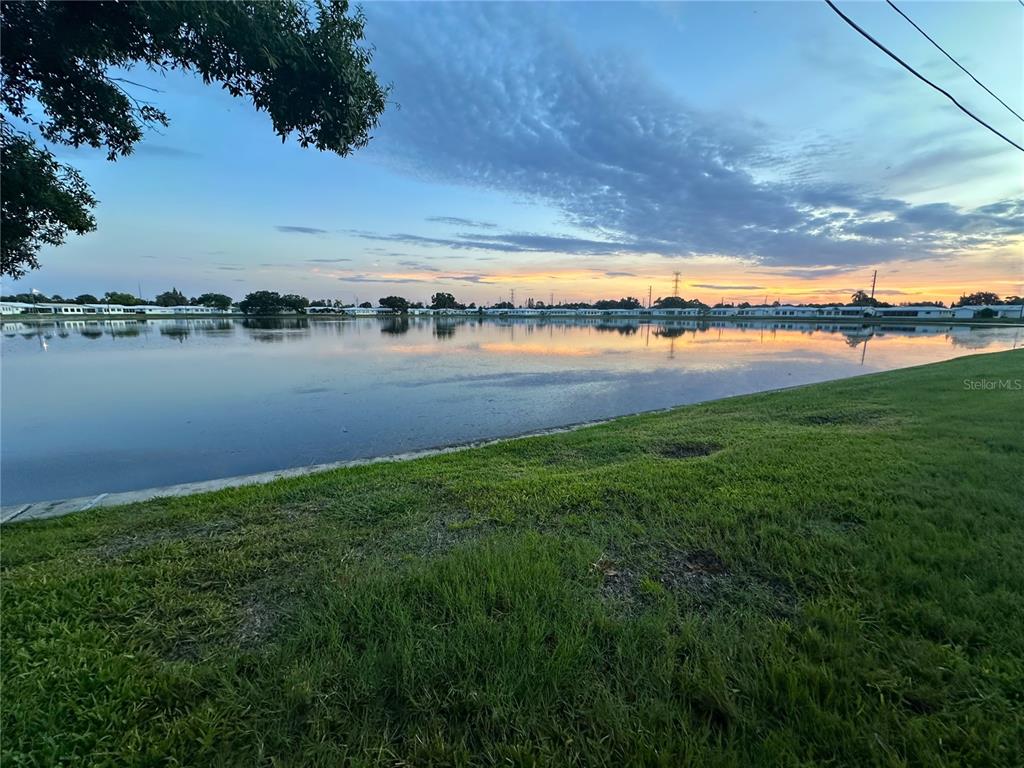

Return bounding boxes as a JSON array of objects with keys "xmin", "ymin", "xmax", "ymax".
[
  {"xmin": 886, "ymin": 0, "xmax": 1023, "ymax": 122},
  {"xmin": 824, "ymin": 0, "xmax": 1024, "ymax": 153}
]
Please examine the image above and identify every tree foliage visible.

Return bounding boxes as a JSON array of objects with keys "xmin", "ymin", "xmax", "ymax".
[
  {"xmin": 103, "ymin": 291, "xmax": 141, "ymax": 306},
  {"xmin": 378, "ymin": 296, "xmax": 409, "ymax": 313},
  {"xmin": 593, "ymin": 297, "xmax": 642, "ymax": 310},
  {"xmin": 849, "ymin": 290, "xmax": 886, "ymax": 307},
  {"xmin": 0, "ymin": 0, "xmax": 388, "ymax": 278},
  {"xmin": 954, "ymin": 292, "xmax": 1001, "ymax": 307},
  {"xmin": 0, "ymin": 125, "xmax": 97, "ymax": 278},
  {"xmin": 192, "ymin": 292, "xmax": 233, "ymax": 310},
  {"xmin": 653, "ymin": 296, "xmax": 707, "ymax": 310},
  {"xmin": 155, "ymin": 287, "xmax": 188, "ymax": 306},
  {"xmin": 430, "ymin": 292, "xmax": 463, "ymax": 310},
  {"xmin": 238, "ymin": 290, "xmax": 284, "ymax": 315},
  {"xmin": 280, "ymin": 294, "xmax": 310, "ymax": 312}
]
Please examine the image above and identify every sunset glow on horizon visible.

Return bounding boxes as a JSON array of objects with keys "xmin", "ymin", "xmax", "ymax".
[{"xmin": 4, "ymin": 2, "xmax": 1021, "ymax": 307}]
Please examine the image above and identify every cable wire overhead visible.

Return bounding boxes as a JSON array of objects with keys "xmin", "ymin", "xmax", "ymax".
[
  {"xmin": 886, "ymin": 0, "xmax": 1023, "ymax": 122},
  {"xmin": 824, "ymin": 0, "xmax": 1023, "ymax": 153}
]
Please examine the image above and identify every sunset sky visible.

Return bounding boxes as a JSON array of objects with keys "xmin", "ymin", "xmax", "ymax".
[{"xmin": 7, "ymin": 1, "xmax": 1023, "ymax": 306}]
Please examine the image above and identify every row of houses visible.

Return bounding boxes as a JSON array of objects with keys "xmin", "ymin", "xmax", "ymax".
[
  {"xmin": 0, "ymin": 302, "xmax": 237, "ymax": 317},
  {"xmin": 483, "ymin": 304, "xmax": 1024, "ymax": 320}
]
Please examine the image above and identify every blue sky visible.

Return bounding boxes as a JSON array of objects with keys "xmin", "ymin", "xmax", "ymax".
[{"xmin": 9, "ymin": 1, "xmax": 1023, "ymax": 306}]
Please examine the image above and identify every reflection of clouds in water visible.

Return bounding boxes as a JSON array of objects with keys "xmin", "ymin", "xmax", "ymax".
[
  {"xmin": 947, "ymin": 328, "xmax": 1005, "ymax": 349},
  {"xmin": 395, "ymin": 369, "xmax": 628, "ymax": 388}
]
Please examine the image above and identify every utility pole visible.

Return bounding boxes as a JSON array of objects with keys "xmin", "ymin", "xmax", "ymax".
[
  {"xmin": 510, "ymin": 288, "xmax": 516, "ymax": 307},
  {"xmin": 870, "ymin": 269, "xmax": 878, "ymax": 299},
  {"xmin": 549, "ymin": 291, "xmax": 554, "ymax": 307},
  {"xmin": 648, "ymin": 285, "xmax": 653, "ymax": 308},
  {"xmin": 672, "ymin": 271, "xmax": 681, "ymax": 297}
]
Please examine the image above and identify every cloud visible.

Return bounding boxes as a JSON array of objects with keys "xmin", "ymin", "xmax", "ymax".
[
  {"xmin": 363, "ymin": 5, "xmax": 1022, "ymax": 269},
  {"xmin": 440, "ymin": 274, "xmax": 491, "ymax": 283},
  {"xmin": 605, "ymin": 271, "xmax": 636, "ymax": 277},
  {"xmin": 338, "ymin": 274, "xmax": 429, "ymax": 284},
  {"xmin": 346, "ymin": 229, "xmax": 647, "ymax": 255},
  {"xmin": 692, "ymin": 283, "xmax": 764, "ymax": 290},
  {"xmin": 755, "ymin": 265, "xmax": 865, "ymax": 280},
  {"xmin": 399, "ymin": 259, "xmax": 442, "ymax": 272},
  {"xmin": 305, "ymin": 258, "xmax": 352, "ymax": 263},
  {"xmin": 275, "ymin": 225, "xmax": 329, "ymax": 235},
  {"xmin": 426, "ymin": 216, "xmax": 497, "ymax": 229}
]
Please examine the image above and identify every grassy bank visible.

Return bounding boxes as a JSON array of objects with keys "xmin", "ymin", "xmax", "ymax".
[{"xmin": 3, "ymin": 351, "xmax": 1022, "ymax": 766}]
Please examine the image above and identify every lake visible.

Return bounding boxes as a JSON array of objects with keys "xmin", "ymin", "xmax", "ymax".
[{"xmin": 2, "ymin": 316, "xmax": 1020, "ymax": 505}]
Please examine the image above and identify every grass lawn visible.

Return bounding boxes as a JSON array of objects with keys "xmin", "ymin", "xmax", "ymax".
[{"xmin": 2, "ymin": 351, "xmax": 1022, "ymax": 766}]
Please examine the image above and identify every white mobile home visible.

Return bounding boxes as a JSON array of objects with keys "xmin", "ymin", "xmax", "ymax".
[
  {"xmin": 170, "ymin": 305, "xmax": 218, "ymax": 315},
  {"xmin": 952, "ymin": 304, "xmax": 1024, "ymax": 320},
  {"xmin": 652, "ymin": 307, "xmax": 703, "ymax": 318},
  {"xmin": 1, "ymin": 301, "xmax": 34, "ymax": 316},
  {"xmin": 85, "ymin": 304, "xmax": 131, "ymax": 315},
  {"xmin": 874, "ymin": 306, "xmax": 953, "ymax": 319},
  {"xmin": 35, "ymin": 303, "xmax": 86, "ymax": 315}
]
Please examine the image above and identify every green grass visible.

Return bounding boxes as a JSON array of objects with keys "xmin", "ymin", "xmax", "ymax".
[{"xmin": 3, "ymin": 351, "xmax": 1023, "ymax": 766}]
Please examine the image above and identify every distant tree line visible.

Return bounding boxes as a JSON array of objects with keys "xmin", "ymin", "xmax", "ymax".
[
  {"xmin": 7, "ymin": 288, "xmax": 1019, "ymax": 316},
  {"xmin": 2, "ymin": 288, "xmax": 233, "ymax": 309},
  {"xmin": 952, "ymin": 292, "xmax": 1021, "ymax": 307}
]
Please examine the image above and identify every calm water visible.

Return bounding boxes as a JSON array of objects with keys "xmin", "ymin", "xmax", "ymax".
[{"xmin": 2, "ymin": 316, "xmax": 1021, "ymax": 504}]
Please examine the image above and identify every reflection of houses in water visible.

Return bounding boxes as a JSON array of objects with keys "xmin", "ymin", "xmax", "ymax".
[
  {"xmin": 873, "ymin": 324, "xmax": 951, "ymax": 336},
  {"xmin": 594, "ymin": 321, "xmax": 639, "ymax": 335},
  {"xmin": 2, "ymin": 322, "xmax": 31, "ymax": 336},
  {"xmin": 946, "ymin": 325, "xmax": 1002, "ymax": 349}
]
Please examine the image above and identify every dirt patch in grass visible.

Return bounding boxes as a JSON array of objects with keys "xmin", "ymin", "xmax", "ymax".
[
  {"xmin": 91, "ymin": 520, "xmax": 237, "ymax": 559},
  {"xmin": 236, "ymin": 594, "xmax": 280, "ymax": 647},
  {"xmin": 595, "ymin": 546, "xmax": 796, "ymax": 616},
  {"xmin": 592, "ymin": 556, "xmax": 640, "ymax": 605},
  {"xmin": 653, "ymin": 442, "xmax": 722, "ymax": 459},
  {"xmin": 362, "ymin": 512, "xmax": 496, "ymax": 562},
  {"xmin": 659, "ymin": 549, "xmax": 730, "ymax": 598}
]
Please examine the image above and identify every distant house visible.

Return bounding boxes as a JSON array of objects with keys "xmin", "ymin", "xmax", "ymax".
[
  {"xmin": 874, "ymin": 306, "xmax": 953, "ymax": 319},
  {"xmin": 170, "ymin": 305, "xmax": 218, "ymax": 315},
  {"xmin": 952, "ymin": 304, "xmax": 1024, "ymax": 320},
  {"xmin": 652, "ymin": 307, "xmax": 703, "ymax": 317},
  {"xmin": 35, "ymin": 303, "xmax": 87, "ymax": 315},
  {"xmin": 1, "ymin": 301, "xmax": 34, "ymax": 315},
  {"xmin": 817, "ymin": 306, "xmax": 873, "ymax": 318}
]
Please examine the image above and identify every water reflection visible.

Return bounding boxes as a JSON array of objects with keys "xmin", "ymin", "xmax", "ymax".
[
  {"xmin": 5, "ymin": 316, "xmax": 1018, "ymax": 361},
  {"xmin": 2, "ymin": 316, "xmax": 1021, "ymax": 505},
  {"xmin": 381, "ymin": 316, "xmax": 410, "ymax": 335}
]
